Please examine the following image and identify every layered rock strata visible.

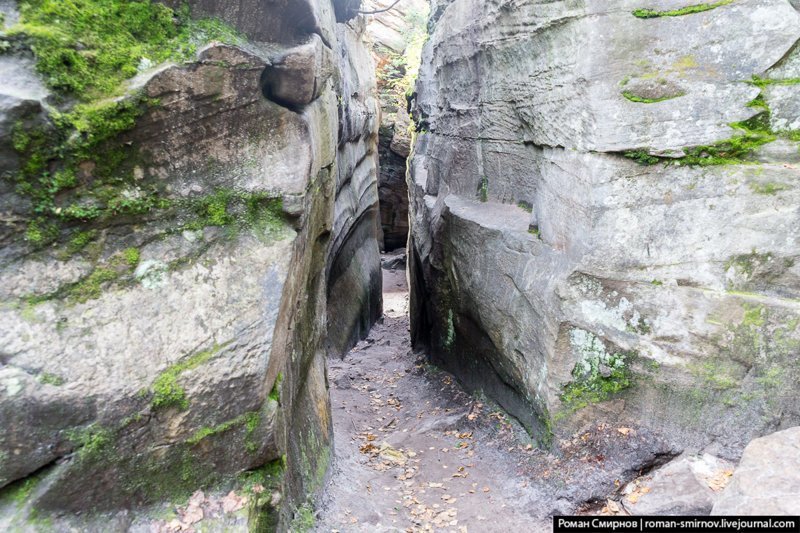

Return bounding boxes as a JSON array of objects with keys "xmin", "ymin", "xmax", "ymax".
[
  {"xmin": 0, "ymin": 0, "xmax": 380, "ymax": 529},
  {"xmin": 409, "ymin": 0, "xmax": 800, "ymax": 456}
]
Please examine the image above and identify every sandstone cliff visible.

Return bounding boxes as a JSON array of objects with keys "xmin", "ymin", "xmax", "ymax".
[
  {"xmin": 409, "ymin": 0, "xmax": 800, "ymax": 456},
  {"xmin": 0, "ymin": 0, "xmax": 380, "ymax": 529}
]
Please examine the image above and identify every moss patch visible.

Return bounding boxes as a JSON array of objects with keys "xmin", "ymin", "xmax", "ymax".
[
  {"xmin": 10, "ymin": 0, "xmax": 241, "ymax": 101},
  {"xmin": 622, "ymin": 90, "xmax": 685, "ymax": 104},
  {"xmin": 624, "ymin": 78, "xmax": 799, "ymax": 167},
  {"xmin": 150, "ymin": 343, "xmax": 225, "ymax": 411},
  {"xmin": 632, "ymin": 0, "xmax": 734, "ymax": 18},
  {"xmin": 186, "ymin": 411, "xmax": 260, "ymax": 446},
  {"xmin": 182, "ymin": 189, "xmax": 287, "ymax": 241},
  {"xmin": 558, "ymin": 329, "xmax": 633, "ymax": 416},
  {"xmin": 66, "ymin": 424, "xmax": 113, "ymax": 461},
  {"xmin": 6, "ymin": 0, "xmax": 242, "ymax": 246}
]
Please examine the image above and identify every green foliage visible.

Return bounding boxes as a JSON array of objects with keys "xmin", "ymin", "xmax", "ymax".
[
  {"xmin": 10, "ymin": 0, "xmax": 241, "ymax": 101},
  {"xmin": 66, "ymin": 424, "xmax": 112, "ymax": 460},
  {"xmin": 622, "ymin": 90, "xmax": 685, "ymax": 103},
  {"xmin": 7, "ymin": 0, "xmax": 241, "ymax": 246},
  {"xmin": 632, "ymin": 0, "xmax": 733, "ymax": 18},
  {"xmin": 151, "ymin": 344, "xmax": 222, "ymax": 410},
  {"xmin": 38, "ymin": 372, "xmax": 64, "ymax": 386},
  {"xmin": 375, "ymin": 6, "xmax": 428, "ymax": 112}
]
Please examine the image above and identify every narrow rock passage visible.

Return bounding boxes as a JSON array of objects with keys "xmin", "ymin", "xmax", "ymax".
[{"xmin": 315, "ymin": 257, "xmax": 553, "ymax": 532}]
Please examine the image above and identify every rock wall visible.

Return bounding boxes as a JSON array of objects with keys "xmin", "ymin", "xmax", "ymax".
[
  {"xmin": 0, "ymin": 0, "xmax": 379, "ymax": 529},
  {"xmin": 409, "ymin": 0, "xmax": 800, "ymax": 456},
  {"xmin": 325, "ymin": 18, "xmax": 383, "ymax": 357}
]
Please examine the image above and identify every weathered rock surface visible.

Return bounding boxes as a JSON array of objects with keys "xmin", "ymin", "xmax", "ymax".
[
  {"xmin": 712, "ymin": 427, "xmax": 800, "ymax": 515},
  {"xmin": 409, "ymin": 0, "xmax": 800, "ymax": 461},
  {"xmin": 326, "ymin": 17, "xmax": 383, "ymax": 357},
  {"xmin": 0, "ymin": 0, "xmax": 380, "ymax": 529}
]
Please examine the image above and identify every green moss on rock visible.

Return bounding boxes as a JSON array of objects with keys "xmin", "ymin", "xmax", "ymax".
[
  {"xmin": 10, "ymin": 0, "xmax": 241, "ymax": 101},
  {"xmin": 632, "ymin": 0, "xmax": 734, "ymax": 18},
  {"xmin": 151, "ymin": 343, "xmax": 224, "ymax": 411},
  {"xmin": 558, "ymin": 329, "xmax": 634, "ymax": 415},
  {"xmin": 622, "ymin": 90, "xmax": 685, "ymax": 103}
]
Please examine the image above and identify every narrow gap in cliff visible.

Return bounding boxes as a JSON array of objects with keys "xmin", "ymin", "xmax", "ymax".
[{"xmin": 364, "ymin": 1, "xmax": 428, "ymax": 254}]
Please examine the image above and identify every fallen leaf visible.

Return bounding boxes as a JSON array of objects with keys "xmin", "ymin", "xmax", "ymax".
[{"xmin": 617, "ymin": 428, "xmax": 633, "ymax": 436}]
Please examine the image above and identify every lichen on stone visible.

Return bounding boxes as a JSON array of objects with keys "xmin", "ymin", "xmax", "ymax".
[{"xmin": 559, "ymin": 329, "xmax": 633, "ymax": 413}]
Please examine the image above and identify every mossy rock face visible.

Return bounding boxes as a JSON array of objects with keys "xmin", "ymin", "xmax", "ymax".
[{"xmin": 0, "ymin": 0, "xmax": 379, "ymax": 526}]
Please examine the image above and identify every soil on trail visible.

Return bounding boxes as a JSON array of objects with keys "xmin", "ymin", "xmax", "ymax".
[{"xmin": 315, "ymin": 259, "xmax": 676, "ymax": 532}]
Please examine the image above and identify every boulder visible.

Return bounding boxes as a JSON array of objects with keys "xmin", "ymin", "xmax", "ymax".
[
  {"xmin": 262, "ymin": 34, "xmax": 335, "ymax": 109},
  {"xmin": 621, "ymin": 454, "xmax": 733, "ymax": 516},
  {"xmin": 712, "ymin": 427, "xmax": 800, "ymax": 516}
]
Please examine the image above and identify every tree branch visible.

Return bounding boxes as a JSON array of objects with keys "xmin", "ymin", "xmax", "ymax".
[{"xmin": 357, "ymin": 0, "xmax": 403, "ymax": 15}]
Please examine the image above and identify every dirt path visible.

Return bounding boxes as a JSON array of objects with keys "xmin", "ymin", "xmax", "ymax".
[
  {"xmin": 314, "ymin": 258, "xmax": 678, "ymax": 532},
  {"xmin": 315, "ymin": 263, "xmax": 555, "ymax": 532}
]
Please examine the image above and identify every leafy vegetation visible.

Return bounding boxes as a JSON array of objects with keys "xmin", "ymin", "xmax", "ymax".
[
  {"xmin": 375, "ymin": 6, "xmax": 428, "ymax": 113},
  {"xmin": 5, "ymin": 0, "xmax": 242, "ymax": 246},
  {"xmin": 632, "ymin": 0, "xmax": 734, "ymax": 18}
]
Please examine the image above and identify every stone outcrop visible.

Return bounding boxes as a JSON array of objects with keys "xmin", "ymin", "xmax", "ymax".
[
  {"xmin": 409, "ymin": 0, "xmax": 800, "ymax": 457},
  {"xmin": 0, "ymin": 0, "xmax": 380, "ymax": 529},
  {"xmin": 712, "ymin": 426, "xmax": 800, "ymax": 515}
]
